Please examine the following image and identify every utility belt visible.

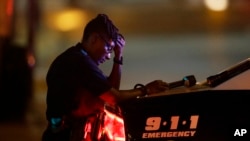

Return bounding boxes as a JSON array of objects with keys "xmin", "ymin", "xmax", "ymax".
[
  {"xmin": 43, "ymin": 104, "xmax": 125, "ymax": 141},
  {"xmin": 42, "ymin": 116, "xmax": 71, "ymax": 141}
]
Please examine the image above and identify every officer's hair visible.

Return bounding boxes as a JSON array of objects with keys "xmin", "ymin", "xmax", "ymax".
[{"xmin": 82, "ymin": 14, "xmax": 119, "ymax": 42}]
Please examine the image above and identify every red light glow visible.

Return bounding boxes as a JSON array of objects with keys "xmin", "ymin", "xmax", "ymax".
[
  {"xmin": 83, "ymin": 108, "xmax": 126, "ymax": 141},
  {"xmin": 101, "ymin": 109, "xmax": 125, "ymax": 141}
]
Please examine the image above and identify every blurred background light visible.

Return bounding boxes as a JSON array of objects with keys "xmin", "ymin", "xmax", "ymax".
[
  {"xmin": 45, "ymin": 8, "xmax": 87, "ymax": 32},
  {"xmin": 204, "ymin": 0, "xmax": 228, "ymax": 11},
  {"xmin": 0, "ymin": 0, "xmax": 13, "ymax": 36}
]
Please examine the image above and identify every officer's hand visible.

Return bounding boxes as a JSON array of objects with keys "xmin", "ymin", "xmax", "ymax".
[
  {"xmin": 145, "ymin": 80, "xmax": 169, "ymax": 94},
  {"xmin": 114, "ymin": 33, "xmax": 125, "ymax": 57}
]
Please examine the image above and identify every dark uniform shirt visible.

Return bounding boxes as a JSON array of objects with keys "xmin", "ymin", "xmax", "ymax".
[{"xmin": 45, "ymin": 43, "xmax": 112, "ymax": 120}]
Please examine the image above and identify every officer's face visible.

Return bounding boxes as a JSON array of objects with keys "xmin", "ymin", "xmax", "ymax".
[{"xmin": 95, "ymin": 34, "xmax": 115, "ymax": 65}]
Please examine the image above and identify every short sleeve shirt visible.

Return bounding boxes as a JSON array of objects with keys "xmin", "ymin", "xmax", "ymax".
[{"xmin": 45, "ymin": 43, "xmax": 112, "ymax": 119}]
